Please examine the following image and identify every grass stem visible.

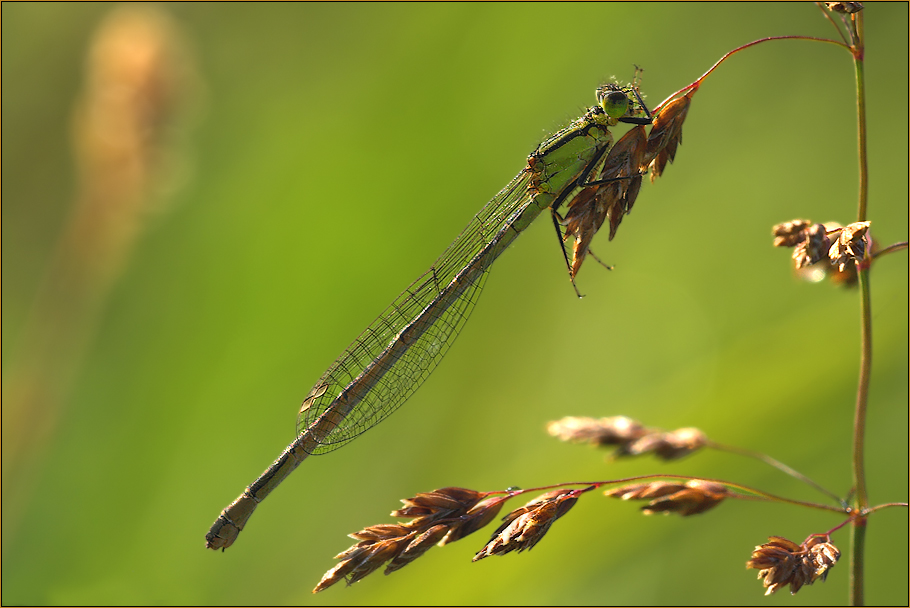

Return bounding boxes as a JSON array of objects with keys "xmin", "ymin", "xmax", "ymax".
[{"xmin": 849, "ymin": 10, "xmax": 869, "ymax": 606}]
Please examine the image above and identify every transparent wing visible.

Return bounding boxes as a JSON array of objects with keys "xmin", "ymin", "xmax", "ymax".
[{"xmin": 297, "ymin": 169, "xmax": 535, "ymax": 454}]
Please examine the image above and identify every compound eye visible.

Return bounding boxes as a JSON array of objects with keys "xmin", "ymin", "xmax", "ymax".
[{"xmin": 601, "ymin": 90, "xmax": 630, "ymax": 119}]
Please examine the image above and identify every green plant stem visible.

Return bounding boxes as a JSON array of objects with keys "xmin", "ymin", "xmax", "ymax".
[
  {"xmin": 715, "ymin": 484, "xmax": 847, "ymax": 514},
  {"xmin": 863, "ymin": 502, "xmax": 909, "ymax": 515},
  {"xmin": 852, "ymin": 272, "xmax": 871, "ymax": 510},
  {"xmin": 854, "ymin": 26, "xmax": 868, "ymax": 222},
  {"xmin": 849, "ymin": 10, "xmax": 869, "ymax": 607},
  {"xmin": 850, "ymin": 513, "xmax": 867, "ymax": 605},
  {"xmin": 707, "ymin": 440, "xmax": 844, "ymax": 506},
  {"xmin": 851, "ymin": 265, "xmax": 871, "ymax": 607},
  {"xmin": 871, "ymin": 241, "xmax": 908, "ymax": 259}
]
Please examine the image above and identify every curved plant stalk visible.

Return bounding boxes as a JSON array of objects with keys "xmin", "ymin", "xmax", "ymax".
[{"xmin": 846, "ymin": 9, "xmax": 869, "ymax": 606}]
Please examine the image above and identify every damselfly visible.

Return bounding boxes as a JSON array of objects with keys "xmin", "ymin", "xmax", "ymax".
[{"xmin": 206, "ymin": 78, "xmax": 684, "ymax": 551}]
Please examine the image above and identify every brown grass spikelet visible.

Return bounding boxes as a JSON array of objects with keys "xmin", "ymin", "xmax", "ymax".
[
  {"xmin": 441, "ymin": 496, "xmax": 506, "ymax": 545},
  {"xmin": 825, "ymin": 1, "xmax": 863, "ymax": 13},
  {"xmin": 547, "ymin": 415, "xmax": 648, "ymax": 447},
  {"xmin": 604, "ymin": 479, "xmax": 728, "ymax": 516},
  {"xmin": 773, "ymin": 219, "xmax": 876, "ymax": 285},
  {"xmin": 746, "ymin": 535, "xmax": 840, "ymax": 596},
  {"xmin": 771, "ymin": 218, "xmax": 829, "ymax": 266},
  {"xmin": 792, "ymin": 223, "xmax": 832, "ymax": 269},
  {"xmin": 828, "ymin": 221, "xmax": 871, "ymax": 271},
  {"xmin": 473, "ymin": 490, "xmax": 579, "ymax": 561},
  {"xmin": 315, "ymin": 487, "xmax": 495, "ymax": 592},
  {"xmin": 347, "ymin": 523, "xmax": 413, "ymax": 542},
  {"xmin": 772, "ymin": 219, "xmax": 813, "ymax": 247},
  {"xmin": 747, "ymin": 536, "xmax": 805, "ymax": 595},
  {"xmin": 390, "ymin": 486, "xmax": 486, "ymax": 523},
  {"xmin": 805, "ymin": 537, "xmax": 840, "ymax": 583},
  {"xmin": 562, "ymin": 125, "xmax": 648, "ymax": 278},
  {"xmin": 620, "ymin": 427, "xmax": 708, "ymax": 460},
  {"xmin": 314, "ymin": 524, "xmax": 416, "ymax": 592},
  {"xmin": 384, "ymin": 524, "xmax": 449, "ymax": 575},
  {"xmin": 643, "ymin": 89, "xmax": 694, "ymax": 181},
  {"xmin": 549, "ymin": 416, "xmax": 708, "ymax": 462},
  {"xmin": 561, "ymin": 186, "xmax": 603, "ymax": 280},
  {"xmin": 598, "ymin": 124, "xmax": 648, "ymax": 240}
]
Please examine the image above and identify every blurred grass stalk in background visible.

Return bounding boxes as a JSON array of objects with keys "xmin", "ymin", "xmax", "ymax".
[{"xmin": 1, "ymin": 5, "xmax": 197, "ymax": 549}]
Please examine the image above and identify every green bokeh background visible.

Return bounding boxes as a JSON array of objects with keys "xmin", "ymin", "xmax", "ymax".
[{"xmin": 3, "ymin": 3, "xmax": 907, "ymax": 605}]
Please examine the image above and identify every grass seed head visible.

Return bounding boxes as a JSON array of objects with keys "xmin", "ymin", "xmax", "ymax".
[
  {"xmin": 391, "ymin": 487, "xmax": 486, "ymax": 525},
  {"xmin": 828, "ymin": 221, "xmax": 870, "ymax": 271},
  {"xmin": 473, "ymin": 490, "xmax": 578, "ymax": 561},
  {"xmin": 547, "ymin": 415, "xmax": 649, "ymax": 446},
  {"xmin": 344, "ymin": 539, "xmax": 409, "ymax": 586},
  {"xmin": 772, "ymin": 219, "xmax": 813, "ymax": 247},
  {"xmin": 825, "ymin": 1, "xmax": 863, "ymax": 13},
  {"xmin": 550, "ymin": 416, "xmax": 708, "ymax": 461},
  {"xmin": 562, "ymin": 186, "xmax": 605, "ymax": 279},
  {"xmin": 643, "ymin": 89, "xmax": 694, "ymax": 181},
  {"xmin": 563, "ymin": 125, "xmax": 648, "ymax": 277},
  {"xmin": 348, "ymin": 523, "xmax": 412, "ymax": 542},
  {"xmin": 605, "ymin": 479, "xmax": 728, "ymax": 516},
  {"xmin": 746, "ymin": 535, "xmax": 840, "ymax": 596},
  {"xmin": 641, "ymin": 480, "xmax": 728, "ymax": 516},
  {"xmin": 791, "ymin": 223, "xmax": 831, "ymax": 269},
  {"xmin": 315, "ymin": 487, "xmax": 493, "ymax": 592},
  {"xmin": 441, "ymin": 496, "xmax": 506, "ymax": 545},
  {"xmin": 314, "ymin": 528, "xmax": 416, "ymax": 592},
  {"xmin": 805, "ymin": 537, "xmax": 841, "ymax": 583},
  {"xmin": 604, "ymin": 480, "xmax": 686, "ymax": 500},
  {"xmin": 384, "ymin": 524, "xmax": 449, "ymax": 575},
  {"xmin": 620, "ymin": 427, "xmax": 708, "ymax": 460},
  {"xmin": 774, "ymin": 219, "xmax": 875, "ymax": 285}
]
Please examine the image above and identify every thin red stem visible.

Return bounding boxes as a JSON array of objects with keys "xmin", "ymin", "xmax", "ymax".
[
  {"xmin": 707, "ymin": 440, "xmax": 844, "ymax": 506},
  {"xmin": 862, "ymin": 502, "xmax": 909, "ymax": 516},
  {"xmin": 870, "ymin": 241, "xmax": 908, "ymax": 261},
  {"xmin": 816, "ymin": 1, "xmax": 851, "ymax": 46},
  {"xmin": 653, "ymin": 35, "xmax": 849, "ymax": 113},
  {"xmin": 492, "ymin": 474, "xmax": 846, "ymax": 515}
]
